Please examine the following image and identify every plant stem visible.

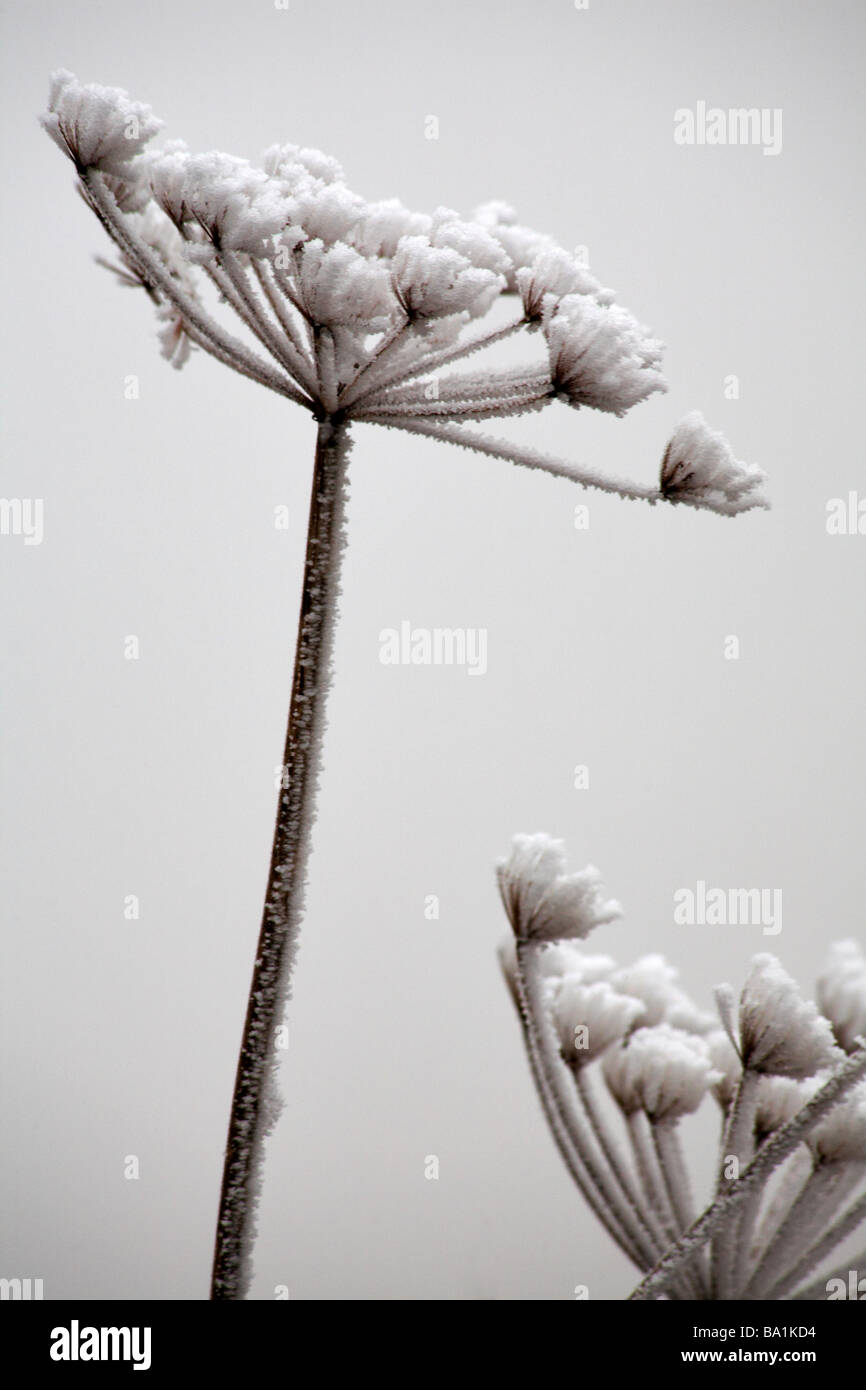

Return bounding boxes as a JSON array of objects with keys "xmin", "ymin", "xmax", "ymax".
[
  {"xmin": 753, "ymin": 1146, "xmax": 812, "ymax": 1257},
  {"xmin": 346, "ymin": 314, "xmax": 528, "ymax": 409},
  {"xmin": 744, "ymin": 1161, "xmax": 861, "ymax": 1299},
  {"xmin": 573, "ymin": 1069, "xmax": 668, "ymax": 1262},
  {"xmin": 769, "ymin": 1187, "xmax": 866, "ymax": 1300},
  {"xmin": 210, "ymin": 417, "xmax": 352, "ymax": 1300},
  {"xmin": 627, "ymin": 1045, "xmax": 866, "ymax": 1300},
  {"xmin": 711, "ymin": 1067, "xmax": 759, "ymax": 1298},
  {"xmin": 513, "ymin": 941, "xmax": 645, "ymax": 1266},
  {"xmin": 81, "ymin": 171, "xmax": 310, "ymax": 405}
]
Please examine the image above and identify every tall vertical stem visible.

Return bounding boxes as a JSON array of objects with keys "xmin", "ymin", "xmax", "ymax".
[{"xmin": 210, "ymin": 416, "xmax": 352, "ymax": 1299}]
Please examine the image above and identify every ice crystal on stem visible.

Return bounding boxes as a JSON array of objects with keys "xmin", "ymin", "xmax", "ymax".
[
  {"xmin": 43, "ymin": 68, "xmax": 774, "ymax": 1301},
  {"xmin": 495, "ymin": 833, "xmax": 866, "ymax": 1299}
]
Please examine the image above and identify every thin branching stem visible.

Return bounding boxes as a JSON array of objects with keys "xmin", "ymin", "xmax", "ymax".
[
  {"xmin": 573, "ymin": 1069, "xmax": 669, "ymax": 1263},
  {"xmin": 628, "ymin": 1045, "xmax": 866, "ymax": 1300},
  {"xmin": 513, "ymin": 942, "xmax": 646, "ymax": 1267},
  {"xmin": 219, "ymin": 250, "xmax": 318, "ymax": 393},
  {"xmin": 251, "ymin": 260, "xmax": 318, "ymax": 390},
  {"xmin": 347, "ymin": 313, "xmax": 528, "ymax": 408},
  {"xmin": 337, "ymin": 315, "xmax": 411, "ymax": 408},
  {"xmin": 744, "ymin": 1161, "xmax": 861, "ymax": 1299},
  {"xmin": 711, "ymin": 1067, "xmax": 760, "ymax": 1297},
  {"xmin": 81, "ymin": 172, "xmax": 310, "ymax": 406}
]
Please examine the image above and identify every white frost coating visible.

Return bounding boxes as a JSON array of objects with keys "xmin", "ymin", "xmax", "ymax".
[
  {"xmin": 178, "ymin": 152, "xmax": 293, "ymax": 256},
  {"xmin": 515, "ymin": 245, "xmax": 612, "ymax": 320},
  {"xmin": 738, "ymin": 953, "xmax": 842, "ymax": 1078},
  {"xmin": 817, "ymin": 939, "xmax": 866, "ymax": 1053},
  {"xmin": 603, "ymin": 1024, "xmax": 721, "ymax": 1122},
  {"xmin": 753, "ymin": 1075, "xmax": 809, "ymax": 1141},
  {"xmin": 44, "ymin": 69, "xmax": 770, "ymax": 517},
  {"xmin": 554, "ymin": 979, "xmax": 645, "ymax": 1065},
  {"xmin": 660, "ymin": 410, "xmax": 769, "ymax": 513},
  {"xmin": 808, "ymin": 1083, "xmax": 866, "ymax": 1162},
  {"xmin": 612, "ymin": 954, "xmax": 685, "ymax": 1028},
  {"xmin": 496, "ymin": 832, "xmax": 622, "ymax": 942},
  {"xmin": 538, "ymin": 944, "xmax": 617, "ymax": 985},
  {"xmin": 543, "ymin": 296, "xmax": 667, "ymax": 416},
  {"xmin": 295, "ymin": 239, "xmax": 397, "ymax": 327},
  {"xmin": 41, "ymin": 69, "xmax": 163, "ymax": 174},
  {"xmin": 493, "ymin": 836, "xmax": 866, "ymax": 1300},
  {"xmin": 391, "ymin": 235, "xmax": 504, "ymax": 320}
]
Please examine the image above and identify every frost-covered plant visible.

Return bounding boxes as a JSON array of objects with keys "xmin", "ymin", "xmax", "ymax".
[
  {"xmin": 497, "ymin": 834, "xmax": 866, "ymax": 1299},
  {"xmin": 43, "ymin": 70, "xmax": 772, "ymax": 1302}
]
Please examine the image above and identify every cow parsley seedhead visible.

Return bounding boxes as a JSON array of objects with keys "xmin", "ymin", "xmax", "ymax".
[
  {"xmin": 737, "ymin": 953, "xmax": 842, "ymax": 1078},
  {"xmin": 539, "ymin": 944, "xmax": 617, "ymax": 985},
  {"xmin": 41, "ymin": 70, "xmax": 163, "ymax": 175},
  {"xmin": 496, "ymin": 833, "xmax": 622, "ymax": 943},
  {"xmin": 603, "ymin": 1023, "xmax": 720, "ymax": 1123},
  {"xmin": 808, "ymin": 1083, "xmax": 866, "ymax": 1164},
  {"xmin": 554, "ymin": 978, "xmax": 645, "ymax": 1066},
  {"xmin": 544, "ymin": 296, "xmax": 667, "ymax": 416},
  {"xmin": 612, "ymin": 954, "xmax": 692, "ymax": 1029},
  {"xmin": 495, "ymin": 837, "xmax": 866, "ymax": 1300},
  {"xmin": 660, "ymin": 410, "xmax": 769, "ymax": 514},
  {"xmin": 817, "ymin": 939, "xmax": 866, "ymax": 1053},
  {"xmin": 753, "ymin": 1075, "xmax": 808, "ymax": 1144},
  {"xmin": 43, "ymin": 69, "xmax": 769, "ymax": 516}
]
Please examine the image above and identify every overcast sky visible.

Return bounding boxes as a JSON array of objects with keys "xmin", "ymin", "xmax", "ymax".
[{"xmin": 1, "ymin": 0, "xmax": 864, "ymax": 1300}]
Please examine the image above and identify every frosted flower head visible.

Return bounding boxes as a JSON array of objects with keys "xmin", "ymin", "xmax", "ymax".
[
  {"xmin": 515, "ymin": 246, "xmax": 610, "ymax": 321},
  {"xmin": 285, "ymin": 181, "xmax": 369, "ymax": 245},
  {"xmin": 296, "ymin": 239, "xmax": 397, "ymax": 328},
  {"xmin": 603, "ymin": 1024, "xmax": 720, "ymax": 1123},
  {"xmin": 177, "ymin": 153, "xmax": 292, "ymax": 256},
  {"xmin": 350, "ymin": 199, "xmax": 432, "ymax": 258},
  {"xmin": 392, "ymin": 236, "xmax": 503, "ymax": 320},
  {"xmin": 808, "ymin": 1084, "xmax": 866, "ymax": 1164},
  {"xmin": 45, "ymin": 71, "xmax": 770, "ymax": 525},
  {"xmin": 554, "ymin": 979, "xmax": 645, "ymax": 1066},
  {"xmin": 817, "ymin": 939, "xmax": 866, "ymax": 1053},
  {"xmin": 41, "ymin": 69, "xmax": 163, "ymax": 175},
  {"xmin": 543, "ymin": 296, "xmax": 667, "ymax": 416},
  {"xmin": 429, "ymin": 209, "xmax": 512, "ymax": 277},
  {"xmin": 538, "ymin": 944, "xmax": 617, "ymax": 986},
  {"xmin": 260, "ymin": 142, "xmax": 344, "ymax": 187},
  {"xmin": 753, "ymin": 1076, "xmax": 808, "ymax": 1145},
  {"xmin": 496, "ymin": 833, "xmax": 622, "ymax": 943},
  {"xmin": 612, "ymin": 955, "xmax": 683, "ymax": 1029},
  {"xmin": 474, "ymin": 203, "xmax": 557, "ymax": 292},
  {"xmin": 737, "ymin": 953, "xmax": 842, "ymax": 1079},
  {"xmin": 664, "ymin": 997, "xmax": 719, "ymax": 1038},
  {"xmin": 660, "ymin": 411, "xmax": 768, "ymax": 512}
]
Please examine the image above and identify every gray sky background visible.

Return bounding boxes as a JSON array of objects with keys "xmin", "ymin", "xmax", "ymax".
[{"xmin": 1, "ymin": 0, "xmax": 864, "ymax": 1299}]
